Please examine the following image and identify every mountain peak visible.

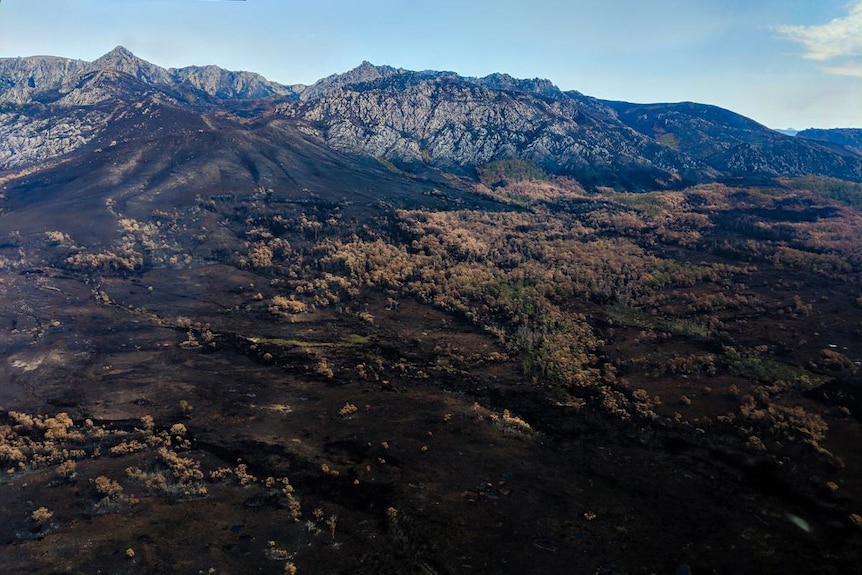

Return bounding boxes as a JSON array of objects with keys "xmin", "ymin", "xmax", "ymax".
[
  {"xmin": 91, "ymin": 46, "xmax": 173, "ymax": 86},
  {"xmin": 340, "ymin": 61, "xmax": 402, "ymax": 84},
  {"xmin": 105, "ymin": 45, "xmax": 135, "ymax": 59},
  {"xmin": 297, "ymin": 61, "xmax": 405, "ymax": 100},
  {"xmin": 92, "ymin": 46, "xmax": 141, "ymax": 67}
]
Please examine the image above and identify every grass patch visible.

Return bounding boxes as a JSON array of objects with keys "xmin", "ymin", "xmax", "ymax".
[
  {"xmin": 249, "ymin": 334, "xmax": 370, "ymax": 348},
  {"xmin": 656, "ymin": 133, "xmax": 680, "ymax": 150},
  {"xmin": 478, "ymin": 159, "xmax": 548, "ymax": 187},
  {"xmin": 376, "ymin": 157, "xmax": 403, "ymax": 174},
  {"xmin": 345, "ymin": 333, "xmax": 371, "ymax": 345},
  {"xmin": 724, "ymin": 348, "xmax": 829, "ymax": 390},
  {"xmin": 609, "ymin": 192, "xmax": 669, "ymax": 217},
  {"xmin": 606, "ymin": 304, "xmax": 710, "ymax": 339}
]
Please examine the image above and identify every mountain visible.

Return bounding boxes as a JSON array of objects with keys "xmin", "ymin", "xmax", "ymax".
[
  {"xmin": 0, "ymin": 46, "xmax": 297, "ymax": 104},
  {"xmin": 276, "ymin": 64, "xmax": 862, "ymax": 187},
  {"xmin": 1, "ymin": 47, "xmax": 861, "ymax": 189},
  {"xmin": 797, "ymin": 128, "xmax": 862, "ymax": 153},
  {"xmin": 0, "ymin": 47, "xmax": 301, "ymax": 170},
  {"xmin": 277, "ymin": 68, "xmax": 716, "ymax": 189},
  {"xmin": 602, "ymin": 101, "xmax": 862, "ymax": 184}
]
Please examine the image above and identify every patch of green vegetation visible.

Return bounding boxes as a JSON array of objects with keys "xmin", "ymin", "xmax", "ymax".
[
  {"xmin": 249, "ymin": 334, "xmax": 370, "ymax": 348},
  {"xmin": 724, "ymin": 347, "xmax": 829, "ymax": 390},
  {"xmin": 606, "ymin": 304, "xmax": 710, "ymax": 339},
  {"xmin": 656, "ymin": 133, "xmax": 680, "ymax": 150},
  {"xmin": 250, "ymin": 337, "xmax": 331, "ymax": 348},
  {"xmin": 609, "ymin": 192, "xmax": 667, "ymax": 216},
  {"xmin": 478, "ymin": 159, "xmax": 548, "ymax": 186},
  {"xmin": 484, "ymin": 278, "xmax": 546, "ymax": 326},
  {"xmin": 375, "ymin": 157, "xmax": 403, "ymax": 174}
]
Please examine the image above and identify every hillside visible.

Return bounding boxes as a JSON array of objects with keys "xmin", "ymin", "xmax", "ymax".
[
  {"xmin": 604, "ymin": 100, "xmax": 862, "ymax": 183},
  {"xmin": 798, "ymin": 128, "xmax": 862, "ymax": 153}
]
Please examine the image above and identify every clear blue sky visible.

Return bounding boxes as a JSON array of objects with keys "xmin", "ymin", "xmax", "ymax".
[{"xmin": 1, "ymin": 0, "xmax": 860, "ymax": 129}]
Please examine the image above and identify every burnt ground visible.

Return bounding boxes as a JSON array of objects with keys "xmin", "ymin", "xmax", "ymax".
[
  {"xmin": 0, "ymin": 262, "xmax": 860, "ymax": 575},
  {"xmin": 0, "ymin": 145, "xmax": 861, "ymax": 574}
]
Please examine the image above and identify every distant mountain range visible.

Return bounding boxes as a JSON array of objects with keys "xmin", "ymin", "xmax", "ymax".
[
  {"xmin": 796, "ymin": 128, "xmax": 862, "ymax": 153},
  {"xmin": 1, "ymin": 46, "xmax": 861, "ymax": 190}
]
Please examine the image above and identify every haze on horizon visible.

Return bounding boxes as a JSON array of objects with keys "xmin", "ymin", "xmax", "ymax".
[{"xmin": 0, "ymin": 0, "xmax": 860, "ymax": 130}]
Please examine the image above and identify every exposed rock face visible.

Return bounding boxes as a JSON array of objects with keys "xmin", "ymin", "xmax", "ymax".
[
  {"xmin": 0, "ymin": 107, "xmax": 108, "ymax": 169},
  {"xmin": 0, "ymin": 55, "xmax": 90, "ymax": 104},
  {"xmin": 0, "ymin": 47, "xmax": 299, "ymax": 170},
  {"xmin": 169, "ymin": 64, "xmax": 299, "ymax": 100},
  {"xmin": 279, "ymin": 74, "xmax": 711, "ymax": 188},
  {"xmin": 1, "ymin": 47, "xmax": 861, "ymax": 188},
  {"xmin": 472, "ymin": 72, "xmax": 562, "ymax": 98},
  {"xmin": 275, "ymin": 63, "xmax": 862, "ymax": 187}
]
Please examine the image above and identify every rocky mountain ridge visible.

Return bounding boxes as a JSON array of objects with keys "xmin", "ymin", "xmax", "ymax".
[
  {"xmin": 277, "ymin": 73, "xmax": 711, "ymax": 189},
  {"xmin": 1, "ymin": 47, "xmax": 861, "ymax": 189},
  {"xmin": 0, "ymin": 46, "xmax": 297, "ymax": 105}
]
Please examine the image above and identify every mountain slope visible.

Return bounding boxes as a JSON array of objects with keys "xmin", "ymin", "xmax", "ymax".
[
  {"xmin": 1, "ymin": 101, "xmax": 495, "ymax": 248},
  {"xmin": 798, "ymin": 128, "xmax": 862, "ymax": 154},
  {"xmin": 603, "ymin": 100, "xmax": 862, "ymax": 182}
]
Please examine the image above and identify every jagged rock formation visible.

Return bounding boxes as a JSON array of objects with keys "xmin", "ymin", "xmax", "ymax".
[
  {"xmin": 1, "ymin": 47, "xmax": 861, "ymax": 188},
  {"xmin": 278, "ymin": 73, "xmax": 711, "ymax": 189},
  {"xmin": 0, "ymin": 46, "xmax": 296, "ymax": 104},
  {"xmin": 170, "ymin": 64, "xmax": 299, "ymax": 100},
  {"xmin": 0, "ymin": 47, "xmax": 301, "ymax": 170}
]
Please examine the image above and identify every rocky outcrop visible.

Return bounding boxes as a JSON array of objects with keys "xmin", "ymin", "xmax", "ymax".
[
  {"xmin": 0, "ymin": 107, "xmax": 108, "ymax": 169},
  {"xmin": 0, "ymin": 55, "xmax": 89, "ymax": 104}
]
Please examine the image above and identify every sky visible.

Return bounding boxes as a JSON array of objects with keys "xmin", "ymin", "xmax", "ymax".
[{"xmin": 0, "ymin": 0, "xmax": 860, "ymax": 129}]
